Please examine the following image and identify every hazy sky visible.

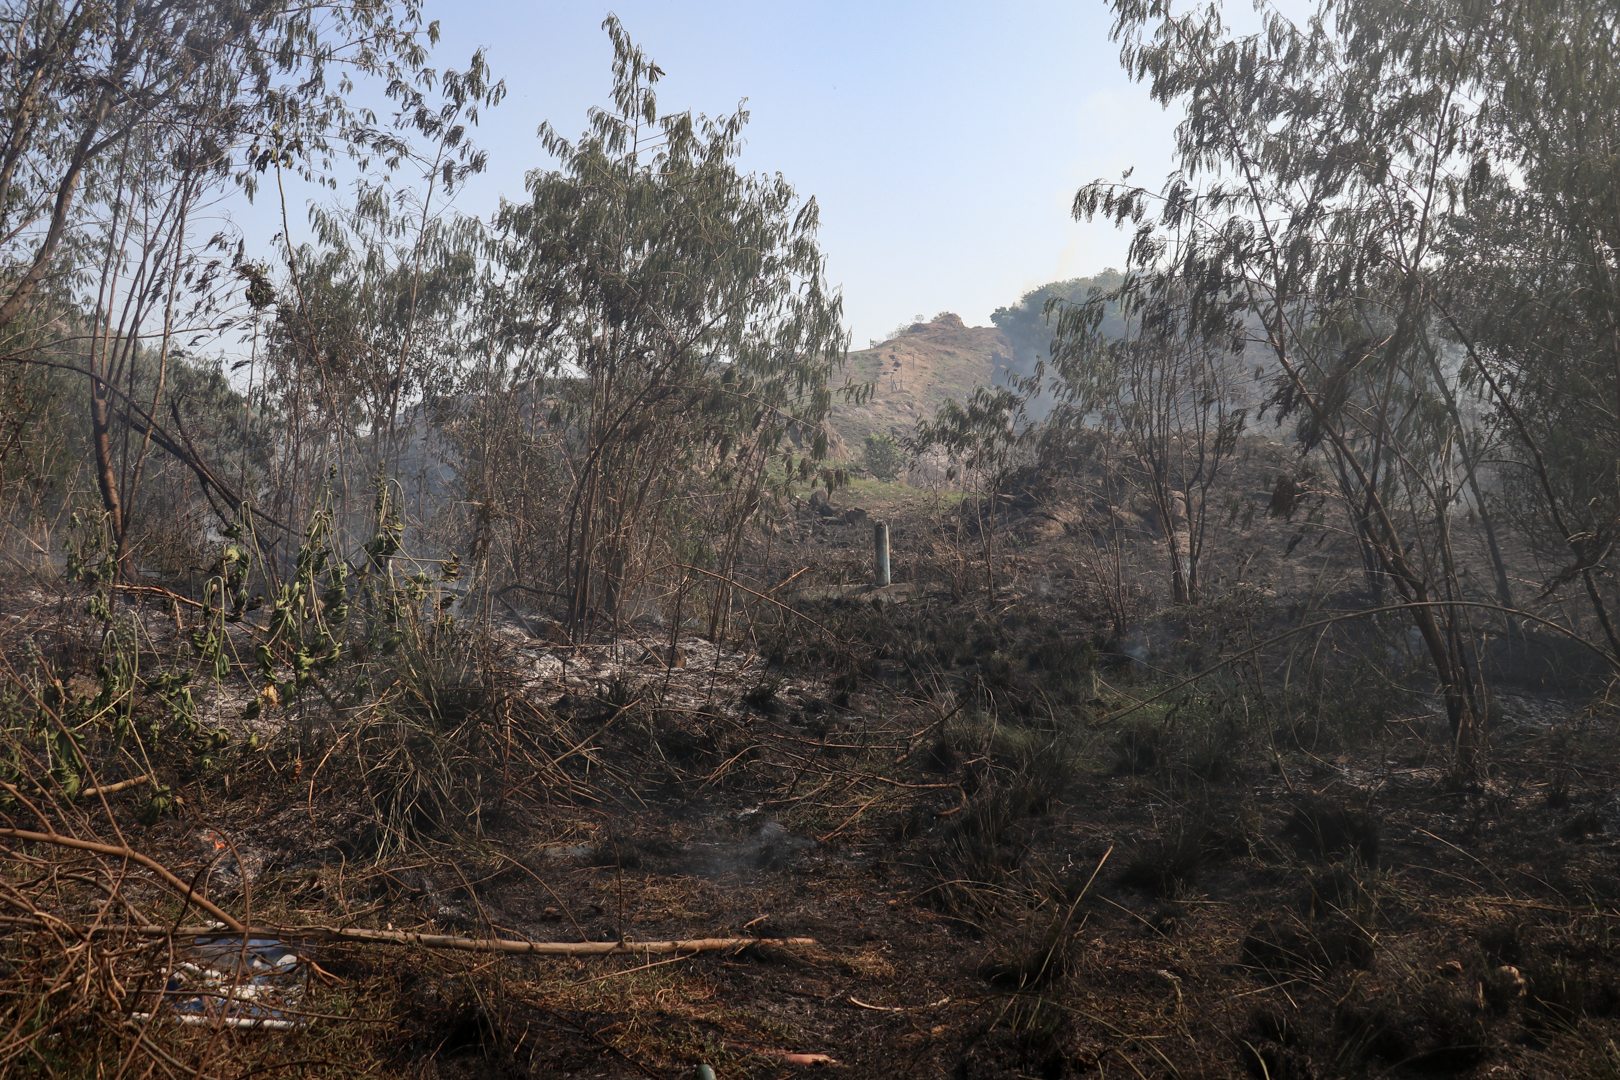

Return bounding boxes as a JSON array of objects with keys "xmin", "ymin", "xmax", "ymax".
[{"xmin": 325, "ymin": 1, "xmax": 1180, "ymax": 348}]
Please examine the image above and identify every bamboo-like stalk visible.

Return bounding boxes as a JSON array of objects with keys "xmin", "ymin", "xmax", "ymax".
[
  {"xmin": 220, "ymin": 929, "xmax": 818, "ymax": 956},
  {"xmin": 0, "ymin": 916, "xmax": 816, "ymax": 957}
]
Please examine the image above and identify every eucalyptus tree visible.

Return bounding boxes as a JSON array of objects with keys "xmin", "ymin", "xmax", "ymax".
[
  {"xmin": 1068, "ymin": 0, "xmax": 1505, "ymax": 770},
  {"xmin": 488, "ymin": 17, "xmax": 848, "ymax": 635},
  {"xmin": 1045, "ymin": 278, "xmax": 1248, "ymax": 605},
  {"xmin": 911, "ymin": 381, "xmax": 1035, "ymax": 601},
  {"xmin": 0, "ymin": 0, "xmax": 442, "ymax": 573},
  {"xmin": 257, "ymin": 188, "xmax": 489, "ymax": 546},
  {"xmin": 1430, "ymin": 0, "xmax": 1620, "ymax": 658},
  {"xmin": 256, "ymin": 44, "xmax": 501, "ymax": 550}
]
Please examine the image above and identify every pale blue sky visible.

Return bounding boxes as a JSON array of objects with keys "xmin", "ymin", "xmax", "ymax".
[
  {"xmin": 397, "ymin": 1, "xmax": 1179, "ymax": 346},
  {"xmin": 235, "ymin": 4, "xmax": 1313, "ymax": 348}
]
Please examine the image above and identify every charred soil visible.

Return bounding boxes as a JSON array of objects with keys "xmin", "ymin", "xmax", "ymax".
[{"xmin": 2, "ymin": 439, "xmax": 1617, "ymax": 1079}]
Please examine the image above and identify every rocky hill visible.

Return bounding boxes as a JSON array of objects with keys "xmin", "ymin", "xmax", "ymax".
[{"xmin": 829, "ymin": 313, "xmax": 1015, "ymax": 448}]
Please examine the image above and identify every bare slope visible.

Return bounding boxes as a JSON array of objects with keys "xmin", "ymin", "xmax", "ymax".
[{"xmin": 830, "ymin": 313, "xmax": 1015, "ymax": 448}]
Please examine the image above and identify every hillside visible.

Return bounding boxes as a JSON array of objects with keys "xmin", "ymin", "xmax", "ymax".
[{"xmin": 829, "ymin": 313, "xmax": 1015, "ymax": 448}]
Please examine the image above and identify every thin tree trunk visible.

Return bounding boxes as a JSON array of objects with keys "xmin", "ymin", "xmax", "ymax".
[
  {"xmin": 1443, "ymin": 310, "xmax": 1620, "ymax": 658},
  {"xmin": 88, "ymin": 381, "xmax": 125, "ymax": 572}
]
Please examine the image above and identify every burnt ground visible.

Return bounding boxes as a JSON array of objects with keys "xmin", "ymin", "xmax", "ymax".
[{"xmin": 5, "ymin": 436, "xmax": 1620, "ymax": 1078}]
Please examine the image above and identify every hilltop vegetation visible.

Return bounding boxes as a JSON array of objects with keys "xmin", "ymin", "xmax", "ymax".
[{"xmin": 990, "ymin": 269, "xmax": 1126, "ymax": 375}]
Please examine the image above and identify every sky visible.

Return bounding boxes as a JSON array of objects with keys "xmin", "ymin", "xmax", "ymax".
[
  {"xmin": 230, "ymin": 3, "xmax": 1320, "ymax": 350},
  {"xmin": 423, "ymin": 1, "xmax": 1180, "ymax": 347}
]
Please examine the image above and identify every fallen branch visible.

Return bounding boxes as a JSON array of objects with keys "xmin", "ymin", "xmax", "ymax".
[
  {"xmin": 0, "ymin": 917, "xmax": 817, "ymax": 956},
  {"xmin": 0, "ymin": 354, "xmax": 290, "ymax": 534},
  {"xmin": 111, "ymin": 583, "xmax": 203, "ymax": 609},
  {"xmin": 729, "ymin": 1042, "xmax": 839, "ymax": 1066},
  {"xmin": 0, "ymin": 773, "xmax": 153, "ymax": 800},
  {"xmin": 818, "ymin": 791, "xmax": 886, "ymax": 844},
  {"xmin": 0, "ymin": 828, "xmax": 245, "ymax": 933},
  {"xmin": 268, "ymin": 929, "xmax": 818, "ymax": 956},
  {"xmin": 79, "ymin": 774, "xmax": 153, "ymax": 798}
]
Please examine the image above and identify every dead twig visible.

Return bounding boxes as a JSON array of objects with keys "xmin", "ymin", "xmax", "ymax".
[
  {"xmin": 677, "ymin": 563, "xmax": 838, "ymax": 639},
  {"xmin": 848, "ymin": 994, "xmax": 950, "ymax": 1012},
  {"xmin": 544, "ymin": 1009, "xmax": 667, "ymax": 1080}
]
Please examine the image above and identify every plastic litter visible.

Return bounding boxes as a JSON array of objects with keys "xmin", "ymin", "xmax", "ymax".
[{"xmin": 132, "ymin": 935, "xmax": 305, "ymax": 1030}]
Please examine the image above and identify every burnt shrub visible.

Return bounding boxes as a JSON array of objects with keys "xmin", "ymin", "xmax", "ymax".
[
  {"xmin": 1332, "ymin": 978, "xmax": 1490, "ymax": 1075},
  {"xmin": 1300, "ymin": 863, "xmax": 1377, "ymax": 921},
  {"xmin": 1478, "ymin": 920, "xmax": 1526, "ymax": 966},
  {"xmin": 1560, "ymin": 810, "xmax": 1607, "ymax": 841},
  {"xmin": 1282, "ymin": 797, "xmax": 1380, "ymax": 866},
  {"xmin": 1110, "ymin": 718, "xmax": 1167, "ymax": 775},
  {"xmin": 1242, "ymin": 916, "xmax": 1374, "ymax": 978},
  {"xmin": 1238, "ymin": 1006, "xmax": 1316, "ymax": 1080},
  {"xmin": 1121, "ymin": 804, "xmax": 1249, "ymax": 897},
  {"xmin": 1525, "ymin": 957, "xmax": 1620, "ymax": 1024},
  {"xmin": 977, "ymin": 913, "xmax": 1079, "ymax": 991},
  {"xmin": 922, "ymin": 719, "xmax": 1082, "ymax": 919},
  {"xmin": 1237, "ymin": 1040, "xmax": 1315, "ymax": 1080}
]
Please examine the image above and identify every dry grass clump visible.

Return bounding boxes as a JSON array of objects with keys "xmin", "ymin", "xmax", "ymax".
[{"xmin": 1120, "ymin": 801, "xmax": 1252, "ymax": 898}]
